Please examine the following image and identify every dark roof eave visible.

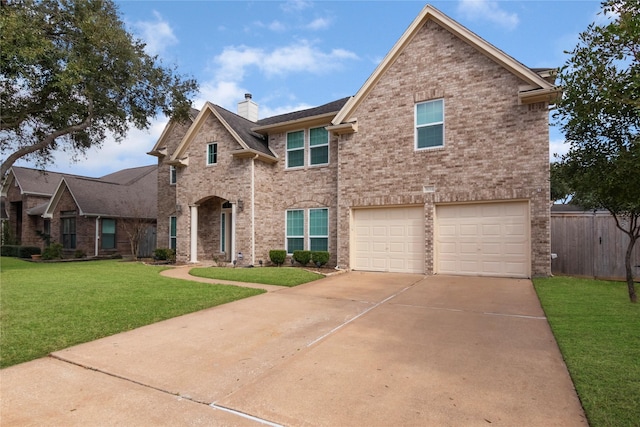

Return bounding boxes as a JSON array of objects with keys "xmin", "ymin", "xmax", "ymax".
[{"xmin": 251, "ymin": 111, "xmax": 340, "ymax": 134}]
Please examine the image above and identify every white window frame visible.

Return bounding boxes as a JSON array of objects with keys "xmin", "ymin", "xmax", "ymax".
[
  {"xmin": 415, "ymin": 99, "xmax": 445, "ymax": 150},
  {"xmin": 169, "ymin": 165, "xmax": 177, "ymax": 185},
  {"xmin": 309, "ymin": 208, "xmax": 329, "ymax": 251},
  {"xmin": 309, "ymin": 127, "xmax": 329, "ymax": 167},
  {"xmin": 285, "ymin": 209, "xmax": 305, "ymax": 254},
  {"xmin": 286, "ymin": 130, "xmax": 305, "ymax": 169},
  {"xmin": 207, "ymin": 142, "xmax": 218, "ymax": 165}
]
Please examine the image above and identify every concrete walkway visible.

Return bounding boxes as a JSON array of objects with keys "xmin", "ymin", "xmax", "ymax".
[
  {"xmin": 159, "ymin": 264, "xmax": 289, "ymax": 292},
  {"xmin": 1, "ymin": 272, "xmax": 587, "ymax": 426}
]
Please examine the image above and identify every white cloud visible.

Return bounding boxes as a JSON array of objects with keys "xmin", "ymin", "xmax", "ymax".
[
  {"xmin": 457, "ymin": 0, "xmax": 519, "ymax": 31},
  {"xmin": 199, "ymin": 40, "xmax": 359, "ymax": 107},
  {"xmin": 281, "ymin": 0, "xmax": 313, "ymax": 13},
  {"xmin": 260, "ymin": 102, "xmax": 315, "ymax": 119},
  {"xmin": 306, "ymin": 17, "xmax": 331, "ymax": 31},
  {"xmin": 195, "ymin": 80, "xmax": 248, "ymax": 111},
  {"xmin": 549, "ymin": 138, "xmax": 569, "ymax": 162},
  {"xmin": 131, "ymin": 11, "xmax": 178, "ymax": 56},
  {"xmin": 269, "ymin": 20, "xmax": 287, "ymax": 32},
  {"xmin": 217, "ymin": 41, "xmax": 358, "ymax": 77}
]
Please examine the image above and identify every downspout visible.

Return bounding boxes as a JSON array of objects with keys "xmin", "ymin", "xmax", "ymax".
[
  {"xmin": 251, "ymin": 154, "xmax": 258, "ymax": 265},
  {"xmin": 95, "ymin": 217, "xmax": 100, "ymax": 257}
]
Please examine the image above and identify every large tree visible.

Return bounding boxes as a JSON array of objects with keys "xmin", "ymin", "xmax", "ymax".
[
  {"xmin": 554, "ymin": 0, "xmax": 640, "ymax": 302},
  {"xmin": 0, "ymin": 0, "xmax": 198, "ymax": 177}
]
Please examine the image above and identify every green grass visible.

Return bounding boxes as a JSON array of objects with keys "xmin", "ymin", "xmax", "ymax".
[
  {"xmin": 189, "ymin": 266, "xmax": 324, "ymax": 287},
  {"xmin": 533, "ymin": 276, "xmax": 640, "ymax": 427},
  {"xmin": 0, "ymin": 258, "xmax": 264, "ymax": 368}
]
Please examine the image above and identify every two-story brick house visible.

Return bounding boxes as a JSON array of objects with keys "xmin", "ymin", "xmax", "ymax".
[{"xmin": 149, "ymin": 5, "xmax": 559, "ymax": 277}]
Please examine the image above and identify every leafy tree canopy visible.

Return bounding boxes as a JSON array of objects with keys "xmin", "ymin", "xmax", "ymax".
[
  {"xmin": 0, "ymin": 0, "xmax": 198, "ymax": 176},
  {"xmin": 554, "ymin": 0, "xmax": 640, "ymax": 302}
]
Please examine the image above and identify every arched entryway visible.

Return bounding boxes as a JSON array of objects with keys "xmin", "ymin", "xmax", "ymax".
[{"xmin": 189, "ymin": 196, "xmax": 237, "ymax": 264}]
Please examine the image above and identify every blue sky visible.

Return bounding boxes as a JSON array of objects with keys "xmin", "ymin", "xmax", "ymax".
[{"xmin": 14, "ymin": 0, "xmax": 605, "ymax": 176}]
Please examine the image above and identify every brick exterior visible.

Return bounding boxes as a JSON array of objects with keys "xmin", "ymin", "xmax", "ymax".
[
  {"xmin": 336, "ymin": 21, "xmax": 550, "ymax": 276},
  {"xmin": 154, "ymin": 17, "xmax": 552, "ymax": 276},
  {"xmin": 4, "ymin": 183, "xmax": 49, "ymax": 247},
  {"xmin": 46, "ymin": 187, "xmax": 135, "ymax": 257},
  {"xmin": 156, "ymin": 121, "xmax": 191, "ymax": 254}
]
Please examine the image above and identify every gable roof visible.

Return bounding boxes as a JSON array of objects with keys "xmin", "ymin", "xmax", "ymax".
[
  {"xmin": 44, "ymin": 166, "xmax": 157, "ymax": 219},
  {"xmin": 99, "ymin": 164, "xmax": 157, "ymax": 185},
  {"xmin": 1, "ymin": 167, "xmax": 78, "ymax": 198},
  {"xmin": 332, "ymin": 4, "xmax": 560, "ymax": 126},
  {"xmin": 169, "ymin": 102, "xmax": 278, "ymax": 165},
  {"xmin": 147, "ymin": 108, "xmax": 200, "ymax": 157}
]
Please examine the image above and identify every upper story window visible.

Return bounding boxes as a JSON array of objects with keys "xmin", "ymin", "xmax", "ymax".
[
  {"xmin": 169, "ymin": 165, "xmax": 177, "ymax": 185},
  {"xmin": 286, "ymin": 127, "xmax": 329, "ymax": 169},
  {"xmin": 286, "ymin": 131, "xmax": 305, "ymax": 168},
  {"xmin": 207, "ymin": 142, "xmax": 218, "ymax": 165},
  {"xmin": 415, "ymin": 99, "xmax": 444, "ymax": 149},
  {"xmin": 309, "ymin": 127, "xmax": 329, "ymax": 166}
]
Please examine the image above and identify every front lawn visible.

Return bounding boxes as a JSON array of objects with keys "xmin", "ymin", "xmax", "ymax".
[
  {"xmin": 533, "ymin": 276, "xmax": 640, "ymax": 427},
  {"xmin": 0, "ymin": 258, "xmax": 264, "ymax": 368},
  {"xmin": 189, "ymin": 266, "xmax": 324, "ymax": 287}
]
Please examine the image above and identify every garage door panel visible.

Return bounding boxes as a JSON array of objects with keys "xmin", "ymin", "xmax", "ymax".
[
  {"xmin": 436, "ymin": 202, "xmax": 530, "ymax": 278},
  {"xmin": 353, "ymin": 207, "xmax": 425, "ymax": 274}
]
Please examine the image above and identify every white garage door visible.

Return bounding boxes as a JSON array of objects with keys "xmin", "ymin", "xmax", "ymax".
[
  {"xmin": 353, "ymin": 207, "xmax": 425, "ymax": 273},
  {"xmin": 436, "ymin": 202, "xmax": 530, "ymax": 278}
]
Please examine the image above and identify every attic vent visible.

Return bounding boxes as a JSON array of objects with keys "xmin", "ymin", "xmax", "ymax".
[{"xmin": 237, "ymin": 93, "xmax": 259, "ymax": 122}]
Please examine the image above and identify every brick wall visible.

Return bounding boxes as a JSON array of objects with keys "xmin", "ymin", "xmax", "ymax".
[
  {"xmin": 155, "ymin": 120, "xmax": 191, "ymax": 258},
  {"xmin": 335, "ymin": 20, "xmax": 551, "ymax": 276}
]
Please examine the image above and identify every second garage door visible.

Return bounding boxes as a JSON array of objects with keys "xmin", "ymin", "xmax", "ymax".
[
  {"xmin": 435, "ymin": 202, "xmax": 530, "ymax": 278},
  {"xmin": 353, "ymin": 207, "xmax": 425, "ymax": 273}
]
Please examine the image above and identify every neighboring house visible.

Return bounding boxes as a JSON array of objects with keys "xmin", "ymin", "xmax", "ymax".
[
  {"xmin": 551, "ymin": 204, "xmax": 640, "ymax": 280},
  {"xmin": 149, "ymin": 5, "xmax": 560, "ymax": 278},
  {"xmin": 1, "ymin": 165, "xmax": 157, "ymax": 258}
]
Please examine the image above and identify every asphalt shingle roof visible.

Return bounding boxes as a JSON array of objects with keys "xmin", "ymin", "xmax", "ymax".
[{"xmin": 256, "ymin": 97, "xmax": 351, "ymax": 127}]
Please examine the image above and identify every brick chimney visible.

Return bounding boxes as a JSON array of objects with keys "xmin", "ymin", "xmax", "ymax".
[{"xmin": 237, "ymin": 93, "xmax": 258, "ymax": 122}]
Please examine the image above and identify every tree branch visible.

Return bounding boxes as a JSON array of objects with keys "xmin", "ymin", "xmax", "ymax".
[{"xmin": 0, "ymin": 103, "xmax": 93, "ymax": 177}]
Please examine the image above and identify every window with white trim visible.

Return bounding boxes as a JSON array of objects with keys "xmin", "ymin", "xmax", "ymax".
[
  {"xmin": 309, "ymin": 127, "xmax": 329, "ymax": 165},
  {"xmin": 169, "ymin": 216, "xmax": 177, "ymax": 251},
  {"xmin": 207, "ymin": 142, "xmax": 218, "ymax": 165},
  {"xmin": 415, "ymin": 99, "xmax": 444, "ymax": 149},
  {"xmin": 286, "ymin": 209, "xmax": 304, "ymax": 253},
  {"xmin": 286, "ymin": 131, "xmax": 304, "ymax": 168},
  {"xmin": 169, "ymin": 165, "xmax": 177, "ymax": 185},
  {"xmin": 285, "ymin": 208, "xmax": 329, "ymax": 253},
  {"xmin": 309, "ymin": 208, "xmax": 328, "ymax": 251}
]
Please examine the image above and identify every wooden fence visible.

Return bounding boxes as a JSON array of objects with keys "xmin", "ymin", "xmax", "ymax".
[{"xmin": 551, "ymin": 208, "xmax": 640, "ymax": 281}]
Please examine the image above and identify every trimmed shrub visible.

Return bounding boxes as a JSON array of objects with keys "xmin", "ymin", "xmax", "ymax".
[
  {"xmin": 1, "ymin": 245, "xmax": 20, "ymax": 257},
  {"xmin": 1, "ymin": 245, "xmax": 41, "ymax": 258},
  {"xmin": 292, "ymin": 250, "xmax": 311, "ymax": 266},
  {"xmin": 154, "ymin": 248, "xmax": 175, "ymax": 261},
  {"xmin": 311, "ymin": 251, "xmax": 330, "ymax": 267},
  {"xmin": 74, "ymin": 249, "xmax": 86, "ymax": 258},
  {"xmin": 42, "ymin": 243, "xmax": 63, "ymax": 260},
  {"xmin": 19, "ymin": 246, "xmax": 41, "ymax": 258},
  {"xmin": 269, "ymin": 249, "xmax": 286, "ymax": 266}
]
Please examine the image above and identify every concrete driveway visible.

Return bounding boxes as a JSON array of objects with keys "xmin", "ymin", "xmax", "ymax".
[{"xmin": 1, "ymin": 272, "xmax": 587, "ymax": 426}]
